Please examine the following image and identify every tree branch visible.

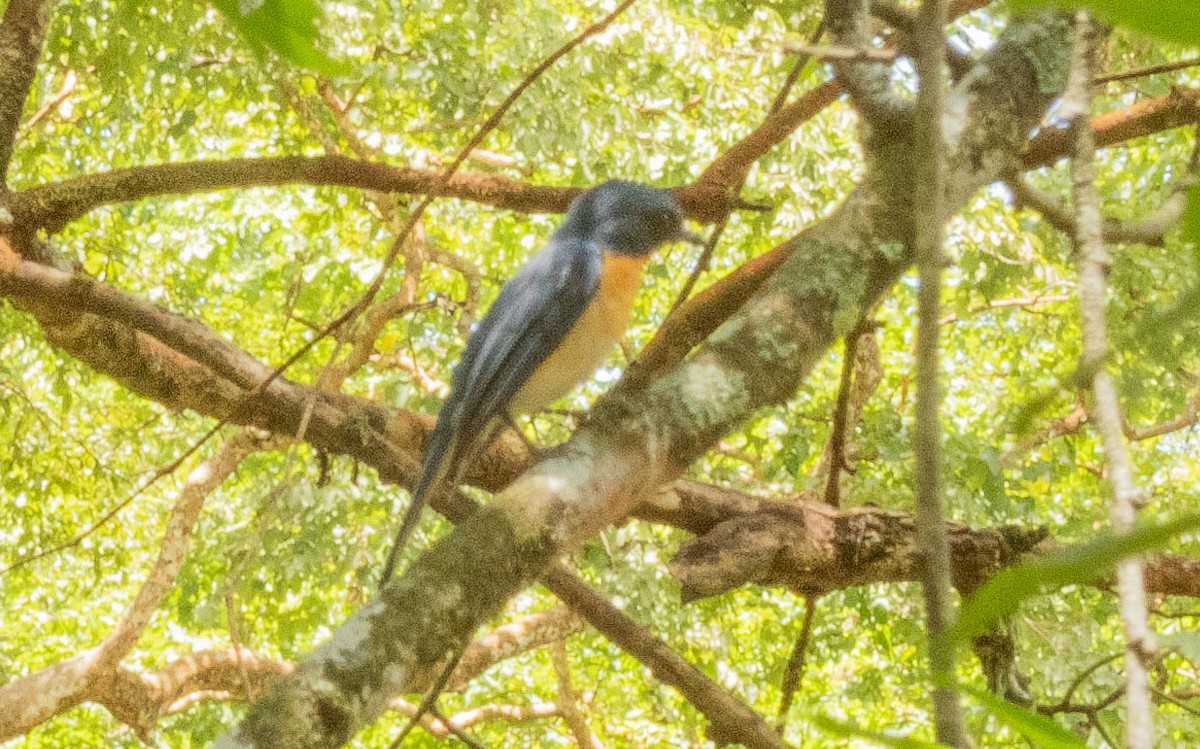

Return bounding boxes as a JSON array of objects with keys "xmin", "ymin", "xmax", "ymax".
[
  {"xmin": 1023, "ymin": 87, "xmax": 1200, "ymax": 170},
  {"xmin": 824, "ymin": 0, "xmax": 911, "ymax": 128},
  {"xmin": 775, "ymin": 595, "xmax": 818, "ymax": 729},
  {"xmin": 1095, "ymin": 57, "xmax": 1200, "ymax": 85},
  {"xmin": 1067, "ymin": 13, "xmax": 1155, "ymax": 748},
  {"xmin": 0, "ymin": 606, "xmax": 582, "ymax": 741},
  {"xmin": 1009, "ymin": 172, "xmax": 1194, "ymax": 246},
  {"xmin": 12, "ymin": 156, "xmax": 582, "ymax": 236},
  {"xmin": 659, "ymin": 480, "xmax": 1200, "ymax": 601},
  {"xmin": 213, "ymin": 15, "xmax": 1076, "ymax": 747},
  {"xmin": 550, "ymin": 641, "xmax": 604, "ymax": 749},
  {"xmin": 540, "ymin": 567, "xmax": 788, "ymax": 748},
  {"xmin": 910, "ymin": 0, "xmax": 967, "ymax": 742},
  {"xmin": 0, "ymin": 0, "xmax": 51, "ymax": 183},
  {"xmin": 0, "ymin": 430, "xmax": 260, "ymax": 742}
]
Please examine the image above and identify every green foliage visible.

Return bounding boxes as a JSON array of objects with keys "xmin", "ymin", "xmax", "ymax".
[
  {"xmin": 808, "ymin": 713, "xmax": 950, "ymax": 748},
  {"xmin": 3, "ymin": 0, "xmax": 1200, "ymax": 747},
  {"xmin": 210, "ymin": 0, "xmax": 349, "ymax": 74},
  {"xmin": 960, "ymin": 686, "xmax": 1088, "ymax": 749},
  {"xmin": 1011, "ymin": 0, "xmax": 1200, "ymax": 45}
]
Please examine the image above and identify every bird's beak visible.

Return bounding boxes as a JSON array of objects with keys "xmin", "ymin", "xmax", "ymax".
[{"xmin": 676, "ymin": 228, "xmax": 706, "ymax": 246}]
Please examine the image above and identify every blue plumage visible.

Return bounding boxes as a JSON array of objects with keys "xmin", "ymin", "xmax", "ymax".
[{"xmin": 381, "ymin": 181, "xmax": 699, "ymax": 585}]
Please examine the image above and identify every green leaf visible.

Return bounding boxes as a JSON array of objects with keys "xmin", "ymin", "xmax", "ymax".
[
  {"xmin": 961, "ymin": 686, "xmax": 1088, "ymax": 748},
  {"xmin": 947, "ymin": 514, "xmax": 1200, "ymax": 644},
  {"xmin": 808, "ymin": 714, "xmax": 950, "ymax": 749},
  {"xmin": 1162, "ymin": 631, "xmax": 1200, "ymax": 661},
  {"xmin": 210, "ymin": 0, "xmax": 350, "ymax": 74},
  {"xmin": 1185, "ymin": 184, "xmax": 1200, "ymax": 261},
  {"xmin": 1010, "ymin": 0, "xmax": 1200, "ymax": 45}
]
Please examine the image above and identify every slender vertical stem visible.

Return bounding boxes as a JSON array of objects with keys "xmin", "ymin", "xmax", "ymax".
[
  {"xmin": 911, "ymin": 0, "xmax": 967, "ymax": 745},
  {"xmin": 1066, "ymin": 11, "xmax": 1155, "ymax": 749}
]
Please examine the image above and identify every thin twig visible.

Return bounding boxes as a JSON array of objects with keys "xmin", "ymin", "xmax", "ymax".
[
  {"xmin": 0, "ymin": 421, "xmax": 222, "ymax": 576},
  {"xmin": 387, "ymin": 648, "xmax": 465, "ymax": 749},
  {"xmin": 1095, "ymin": 57, "xmax": 1200, "ymax": 85},
  {"xmin": 1041, "ymin": 651, "xmax": 1124, "ymax": 714},
  {"xmin": 426, "ymin": 706, "xmax": 489, "ymax": 749},
  {"xmin": 551, "ymin": 640, "xmax": 604, "ymax": 749},
  {"xmin": 20, "ymin": 67, "xmax": 76, "ymax": 131},
  {"xmin": 938, "ymin": 293, "xmax": 1071, "ymax": 325},
  {"xmin": 823, "ymin": 331, "xmax": 861, "ymax": 507},
  {"xmin": 775, "ymin": 595, "xmax": 818, "ymax": 731}
]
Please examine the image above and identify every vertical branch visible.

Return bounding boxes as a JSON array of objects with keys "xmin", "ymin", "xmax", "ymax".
[
  {"xmin": 822, "ymin": 328, "xmax": 862, "ymax": 506},
  {"xmin": 775, "ymin": 595, "xmax": 818, "ymax": 730},
  {"xmin": 911, "ymin": 0, "xmax": 967, "ymax": 746},
  {"xmin": 0, "ymin": 0, "xmax": 52, "ymax": 183},
  {"xmin": 550, "ymin": 641, "xmax": 605, "ymax": 749},
  {"xmin": 1066, "ymin": 11, "xmax": 1156, "ymax": 749}
]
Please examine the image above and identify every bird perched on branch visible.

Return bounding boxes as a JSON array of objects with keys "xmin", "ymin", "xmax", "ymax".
[{"xmin": 381, "ymin": 180, "xmax": 702, "ymax": 584}]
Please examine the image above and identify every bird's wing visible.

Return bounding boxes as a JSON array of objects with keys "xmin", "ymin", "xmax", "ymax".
[
  {"xmin": 381, "ymin": 236, "xmax": 601, "ymax": 584},
  {"xmin": 449, "ymin": 235, "xmax": 603, "ymax": 438}
]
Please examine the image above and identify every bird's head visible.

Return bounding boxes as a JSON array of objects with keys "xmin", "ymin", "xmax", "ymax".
[{"xmin": 561, "ymin": 180, "xmax": 704, "ymax": 257}]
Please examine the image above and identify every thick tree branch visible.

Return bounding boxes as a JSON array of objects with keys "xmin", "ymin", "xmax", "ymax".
[
  {"xmin": 10, "ymin": 3, "xmax": 1001, "ymax": 236},
  {"xmin": 1, "ymin": 606, "xmax": 582, "ymax": 740},
  {"xmin": 0, "ymin": 237, "xmax": 431, "ymax": 486},
  {"xmin": 8, "ymin": 29, "xmax": 1187, "ymax": 250},
  {"xmin": 659, "ymin": 481, "xmax": 1200, "ymax": 601},
  {"xmin": 824, "ymin": 0, "xmax": 911, "ymax": 127},
  {"xmin": 0, "ymin": 0, "xmax": 51, "ymax": 183},
  {"xmin": 666, "ymin": 483, "xmax": 1044, "ymax": 600}
]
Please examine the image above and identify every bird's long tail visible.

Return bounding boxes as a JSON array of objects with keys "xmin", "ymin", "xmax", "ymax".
[
  {"xmin": 380, "ymin": 416, "xmax": 505, "ymax": 587},
  {"xmin": 379, "ymin": 420, "xmax": 458, "ymax": 587}
]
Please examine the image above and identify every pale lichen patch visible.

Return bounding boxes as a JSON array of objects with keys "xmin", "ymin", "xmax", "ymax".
[
  {"xmin": 676, "ymin": 359, "xmax": 750, "ymax": 437},
  {"xmin": 498, "ymin": 472, "xmax": 579, "ymax": 542}
]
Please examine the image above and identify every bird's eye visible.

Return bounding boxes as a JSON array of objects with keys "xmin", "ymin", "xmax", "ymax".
[{"xmin": 653, "ymin": 208, "xmax": 677, "ymax": 226}]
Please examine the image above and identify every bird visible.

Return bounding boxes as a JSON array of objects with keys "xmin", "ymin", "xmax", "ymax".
[{"xmin": 380, "ymin": 180, "xmax": 702, "ymax": 585}]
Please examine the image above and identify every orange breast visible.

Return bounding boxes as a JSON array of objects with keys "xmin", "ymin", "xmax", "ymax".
[{"xmin": 509, "ymin": 251, "xmax": 648, "ymax": 415}]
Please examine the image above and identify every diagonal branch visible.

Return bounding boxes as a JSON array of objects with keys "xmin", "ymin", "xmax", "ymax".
[
  {"xmin": 1008, "ymin": 171, "xmax": 1194, "ymax": 246},
  {"xmin": 541, "ymin": 567, "xmax": 787, "ymax": 748},
  {"xmin": 1023, "ymin": 87, "xmax": 1200, "ymax": 169},
  {"xmin": 623, "ymin": 84, "xmax": 1196, "ymax": 402}
]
